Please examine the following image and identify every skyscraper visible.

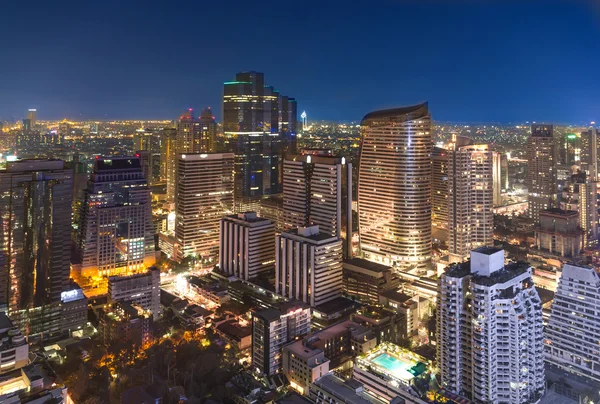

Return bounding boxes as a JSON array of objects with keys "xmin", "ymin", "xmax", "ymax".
[
  {"xmin": 527, "ymin": 124, "xmax": 556, "ymax": 223},
  {"xmin": 27, "ymin": 109, "xmax": 37, "ymax": 126},
  {"xmin": 282, "ymin": 152, "xmax": 353, "ymax": 254},
  {"xmin": 198, "ymin": 107, "xmax": 217, "ymax": 153},
  {"xmin": 580, "ymin": 128, "xmax": 599, "ymax": 180},
  {"xmin": 448, "ymin": 141, "xmax": 495, "ymax": 262},
  {"xmin": 358, "ymin": 103, "xmax": 432, "ymax": 271},
  {"xmin": 275, "ymin": 225, "xmax": 343, "ymax": 307},
  {"xmin": 77, "ymin": 156, "xmax": 155, "ymax": 280},
  {"xmin": 437, "ymin": 247, "xmax": 545, "ymax": 403},
  {"xmin": 222, "ymin": 71, "xmax": 296, "ymax": 203},
  {"xmin": 161, "ymin": 127, "xmax": 178, "ymax": 203},
  {"xmin": 431, "ymin": 146, "xmax": 449, "ymax": 230},
  {"xmin": 219, "ymin": 212, "xmax": 275, "ymax": 280},
  {"xmin": 175, "ymin": 153, "xmax": 234, "ymax": 264},
  {"xmin": 134, "ymin": 128, "xmax": 162, "ymax": 184},
  {"xmin": 545, "ymin": 263, "xmax": 600, "ymax": 383},
  {"xmin": 0, "ymin": 159, "xmax": 72, "ymax": 311}
]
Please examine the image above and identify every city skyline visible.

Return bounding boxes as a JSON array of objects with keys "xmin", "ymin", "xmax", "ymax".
[{"xmin": 1, "ymin": 1, "xmax": 599, "ymax": 123}]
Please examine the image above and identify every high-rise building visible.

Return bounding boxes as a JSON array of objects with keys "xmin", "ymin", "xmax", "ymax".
[
  {"xmin": 580, "ymin": 128, "xmax": 599, "ymax": 180},
  {"xmin": 175, "ymin": 153, "xmax": 234, "ymax": 264},
  {"xmin": 0, "ymin": 159, "xmax": 72, "ymax": 311},
  {"xmin": 527, "ymin": 124, "xmax": 556, "ymax": 223},
  {"xmin": 545, "ymin": 263, "xmax": 600, "ymax": 383},
  {"xmin": 492, "ymin": 151, "xmax": 502, "ymax": 206},
  {"xmin": 431, "ymin": 146, "xmax": 449, "ymax": 230},
  {"xmin": 282, "ymin": 152, "xmax": 353, "ymax": 254},
  {"xmin": 222, "ymin": 71, "xmax": 296, "ymax": 202},
  {"xmin": 78, "ymin": 156, "xmax": 155, "ymax": 279},
  {"xmin": 22, "ymin": 119, "xmax": 31, "ymax": 133},
  {"xmin": 58, "ymin": 121, "xmax": 71, "ymax": 144},
  {"xmin": 251, "ymin": 301, "xmax": 311, "ymax": 375},
  {"xmin": 437, "ymin": 247, "xmax": 545, "ymax": 403},
  {"xmin": 219, "ymin": 212, "xmax": 275, "ymax": 280},
  {"xmin": 27, "ymin": 109, "xmax": 37, "ymax": 126},
  {"xmin": 534, "ymin": 208, "xmax": 583, "ymax": 258},
  {"xmin": 275, "ymin": 225, "xmax": 343, "ymax": 307},
  {"xmin": 358, "ymin": 103, "xmax": 432, "ymax": 271},
  {"xmin": 108, "ymin": 267, "xmax": 161, "ymax": 320},
  {"xmin": 161, "ymin": 127, "xmax": 178, "ymax": 203},
  {"xmin": 198, "ymin": 107, "xmax": 217, "ymax": 153},
  {"xmin": 448, "ymin": 141, "xmax": 495, "ymax": 262},
  {"xmin": 136, "ymin": 150, "xmax": 152, "ymax": 185},
  {"xmin": 134, "ymin": 128, "xmax": 163, "ymax": 184}
]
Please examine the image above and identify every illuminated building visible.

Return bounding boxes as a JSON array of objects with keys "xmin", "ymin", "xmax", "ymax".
[
  {"xmin": 251, "ymin": 301, "xmax": 311, "ymax": 375},
  {"xmin": 282, "ymin": 339, "xmax": 329, "ymax": 395},
  {"xmin": 282, "ymin": 152, "xmax": 352, "ymax": 254},
  {"xmin": 219, "ymin": 212, "xmax": 275, "ymax": 280},
  {"xmin": 275, "ymin": 225, "xmax": 343, "ymax": 307},
  {"xmin": 561, "ymin": 174, "xmax": 597, "ymax": 248},
  {"xmin": 175, "ymin": 153, "xmax": 234, "ymax": 264},
  {"xmin": 534, "ymin": 208, "xmax": 583, "ymax": 258},
  {"xmin": 136, "ymin": 150, "xmax": 152, "ymax": 184},
  {"xmin": 27, "ymin": 109, "xmax": 37, "ymax": 126},
  {"xmin": 176, "ymin": 108, "xmax": 214, "ymax": 155},
  {"xmin": 222, "ymin": 71, "xmax": 296, "ymax": 202},
  {"xmin": 342, "ymin": 258, "xmax": 398, "ymax": 305},
  {"xmin": 108, "ymin": 267, "xmax": 161, "ymax": 320},
  {"xmin": 309, "ymin": 374, "xmax": 388, "ymax": 404},
  {"xmin": 527, "ymin": 124, "xmax": 556, "ymax": 223},
  {"xmin": 134, "ymin": 128, "xmax": 162, "ymax": 184},
  {"xmin": 58, "ymin": 121, "xmax": 71, "ymax": 144},
  {"xmin": 437, "ymin": 247, "xmax": 545, "ymax": 403},
  {"xmin": 161, "ymin": 127, "xmax": 177, "ymax": 203},
  {"xmin": 358, "ymin": 103, "xmax": 432, "ymax": 271},
  {"xmin": 198, "ymin": 107, "xmax": 217, "ymax": 153},
  {"xmin": 431, "ymin": 146, "xmax": 448, "ymax": 230},
  {"xmin": 545, "ymin": 263, "xmax": 600, "ymax": 383},
  {"xmin": 98, "ymin": 301, "xmax": 153, "ymax": 347},
  {"xmin": 580, "ymin": 128, "xmax": 599, "ymax": 180},
  {"xmin": 77, "ymin": 156, "xmax": 155, "ymax": 279},
  {"xmin": 493, "ymin": 151, "xmax": 502, "ymax": 206},
  {"xmin": 0, "ymin": 313, "xmax": 28, "ymax": 374},
  {"xmin": 448, "ymin": 140, "xmax": 495, "ymax": 262},
  {"xmin": 22, "ymin": 119, "xmax": 31, "ymax": 133}
]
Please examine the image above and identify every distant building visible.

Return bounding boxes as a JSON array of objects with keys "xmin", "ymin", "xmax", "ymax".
[
  {"xmin": 342, "ymin": 258, "xmax": 398, "ymax": 305},
  {"xmin": 527, "ymin": 124, "xmax": 556, "ymax": 223},
  {"xmin": 534, "ymin": 208, "xmax": 583, "ymax": 258},
  {"xmin": 78, "ymin": 156, "xmax": 155, "ymax": 279},
  {"xmin": 545, "ymin": 263, "xmax": 600, "ymax": 384},
  {"xmin": 359, "ymin": 103, "xmax": 432, "ymax": 270},
  {"xmin": 251, "ymin": 301, "xmax": 311, "ymax": 376},
  {"xmin": 437, "ymin": 247, "xmax": 545, "ymax": 403},
  {"xmin": 175, "ymin": 153, "xmax": 234, "ymax": 264},
  {"xmin": 161, "ymin": 127, "xmax": 178, "ymax": 203},
  {"xmin": 431, "ymin": 146, "xmax": 449, "ymax": 230},
  {"xmin": 108, "ymin": 267, "xmax": 161, "ymax": 320},
  {"xmin": 275, "ymin": 226, "xmax": 343, "ymax": 307},
  {"xmin": 219, "ymin": 212, "xmax": 275, "ymax": 280}
]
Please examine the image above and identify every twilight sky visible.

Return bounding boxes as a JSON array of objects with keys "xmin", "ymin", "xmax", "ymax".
[{"xmin": 0, "ymin": 0, "xmax": 599, "ymax": 123}]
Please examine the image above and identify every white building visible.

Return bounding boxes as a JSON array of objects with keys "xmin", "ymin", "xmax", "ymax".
[
  {"xmin": 437, "ymin": 247, "xmax": 545, "ymax": 403},
  {"xmin": 545, "ymin": 263, "xmax": 600, "ymax": 383},
  {"xmin": 448, "ymin": 141, "xmax": 495, "ymax": 262},
  {"xmin": 282, "ymin": 339, "xmax": 330, "ymax": 395},
  {"xmin": 251, "ymin": 302, "xmax": 311, "ymax": 376},
  {"xmin": 0, "ymin": 313, "xmax": 28, "ymax": 374},
  {"xmin": 275, "ymin": 226, "xmax": 343, "ymax": 307},
  {"xmin": 108, "ymin": 267, "xmax": 161, "ymax": 320},
  {"xmin": 219, "ymin": 212, "xmax": 275, "ymax": 280},
  {"xmin": 175, "ymin": 153, "xmax": 234, "ymax": 264}
]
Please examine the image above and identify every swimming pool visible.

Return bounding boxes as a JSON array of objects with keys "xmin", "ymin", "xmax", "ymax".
[{"xmin": 371, "ymin": 353, "xmax": 415, "ymax": 381}]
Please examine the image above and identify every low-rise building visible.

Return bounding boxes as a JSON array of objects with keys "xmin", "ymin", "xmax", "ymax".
[
  {"xmin": 309, "ymin": 374, "xmax": 388, "ymax": 404},
  {"xmin": 0, "ymin": 365, "xmax": 67, "ymax": 404},
  {"xmin": 188, "ymin": 274, "xmax": 229, "ymax": 306},
  {"xmin": 342, "ymin": 258, "xmax": 399, "ymax": 305},
  {"xmin": 282, "ymin": 340, "xmax": 330, "ymax": 395},
  {"xmin": 99, "ymin": 302, "xmax": 153, "ymax": 347},
  {"xmin": 108, "ymin": 267, "xmax": 161, "ymax": 320},
  {"xmin": 215, "ymin": 320, "xmax": 252, "ymax": 351}
]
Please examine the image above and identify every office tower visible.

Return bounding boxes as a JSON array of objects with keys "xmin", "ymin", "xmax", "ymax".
[
  {"xmin": 177, "ymin": 109, "xmax": 198, "ymax": 153},
  {"xmin": 275, "ymin": 225, "xmax": 343, "ymax": 307},
  {"xmin": 534, "ymin": 208, "xmax": 583, "ymax": 258},
  {"xmin": 437, "ymin": 247, "xmax": 545, "ymax": 403},
  {"xmin": 175, "ymin": 153, "xmax": 234, "ymax": 264},
  {"xmin": 27, "ymin": 109, "xmax": 37, "ymax": 126},
  {"xmin": 0, "ymin": 159, "xmax": 72, "ymax": 310},
  {"xmin": 136, "ymin": 150, "xmax": 152, "ymax": 184},
  {"xmin": 161, "ymin": 127, "xmax": 178, "ymax": 203},
  {"xmin": 431, "ymin": 146, "xmax": 449, "ymax": 230},
  {"xmin": 22, "ymin": 119, "xmax": 31, "ymax": 132},
  {"xmin": 198, "ymin": 107, "xmax": 217, "ymax": 153},
  {"xmin": 358, "ymin": 103, "xmax": 432, "ymax": 270},
  {"xmin": 280, "ymin": 96, "xmax": 298, "ymax": 154},
  {"xmin": 492, "ymin": 151, "xmax": 502, "ymax": 206},
  {"xmin": 108, "ymin": 267, "xmax": 161, "ymax": 320},
  {"xmin": 580, "ymin": 128, "xmax": 599, "ymax": 179},
  {"xmin": 501, "ymin": 153, "xmax": 509, "ymax": 190},
  {"xmin": 223, "ymin": 71, "xmax": 296, "ymax": 202},
  {"xmin": 342, "ymin": 258, "xmax": 398, "ymax": 305},
  {"xmin": 78, "ymin": 156, "xmax": 155, "ymax": 279},
  {"xmin": 251, "ymin": 301, "xmax": 311, "ymax": 375},
  {"xmin": 99, "ymin": 301, "xmax": 153, "ymax": 346},
  {"xmin": 448, "ymin": 141, "xmax": 494, "ymax": 262},
  {"xmin": 545, "ymin": 263, "xmax": 600, "ymax": 383},
  {"xmin": 282, "ymin": 152, "xmax": 353, "ymax": 254},
  {"xmin": 527, "ymin": 124, "xmax": 556, "ymax": 223},
  {"xmin": 58, "ymin": 121, "xmax": 71, "ymax": 144},
  {"xmin": 219, "ymin": 212, "xmax": 275, "ymax": 280}
]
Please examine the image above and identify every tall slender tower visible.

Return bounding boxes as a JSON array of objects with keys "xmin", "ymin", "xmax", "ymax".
[
  {"xmin": 161, "ymin": 127, "xmax": 178, "ymax": 204},
  {"xmin": 358, "ymin": 103, "xmax": 431, "ymax": 271},
  {"xmin": 527, "ymin": 124, "xmax": 556, "ymax": 223},
  {"xmin": 448, "ymin": 139, "xmax": 495, "ymax": 262},
  {"xmin": 198, "ymin": 107, "xmax": 217, "ymax": 153}
]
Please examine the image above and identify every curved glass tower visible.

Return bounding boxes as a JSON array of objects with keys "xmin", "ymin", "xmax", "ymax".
[{"xmin": 358, "ymin": 103, "xmax": 432, "ymax": 271}]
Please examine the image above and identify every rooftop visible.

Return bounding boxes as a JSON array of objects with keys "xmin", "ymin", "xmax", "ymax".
[
  {"xmin": 282, "ymin": 226, "xmax": 339, "ymax": 243},
  {"xmin": 312, "ymin": 374, "xmax": 388, "ymax": 404},
  {"xmin": 472, "ymin": 246, "xmax": 503, "ymax": 256},
  {"xmin": 361, "ymin": 102, "xmax": 429, "ymax": 125},
  {"xmin": 380, "ymin": 289, "xmax": 414, "ymax": 303},
  {"xmin": 471, "ymin": 261, "xmax": 530, "ymax": 286},
  {"xmin": 343, "ymin": 258, "xmax": 392, "ymax": 273}
]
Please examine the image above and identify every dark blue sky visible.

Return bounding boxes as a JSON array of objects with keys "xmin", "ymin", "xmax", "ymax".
[{"xmin": 1, "ymin": 0, "xmax": 598, "ymax": 123}]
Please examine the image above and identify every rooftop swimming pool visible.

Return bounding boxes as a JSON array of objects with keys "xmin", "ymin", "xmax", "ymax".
[{"xmin": 371, "ymin": 353, "xmax": 416, "ymax": 381}]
